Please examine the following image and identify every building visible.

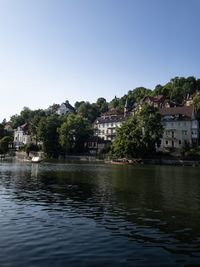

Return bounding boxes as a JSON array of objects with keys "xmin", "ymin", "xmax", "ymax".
[
  {"xmin": 4, "ymin": 123, "xmax": 13, "ymax": 133},
  {"xmin": 57, "ymin": 100, "xmax": 75, "ymax": 115},
  {"xmin": 158, "ymin": 106, "xmax": 199, "ymax": 151},
  {"xmin": 93, "ymin": 98, "xmax": 137, "ymax": 142},
  {"xmin": 142, "ymin": 95, "xmax": 165, "ymax": 108},
  {"xmin": 84, "ymin": 136, "xmax": 111, "ymax": 155},
  {"xmin": 93, "ymin": 108, "xmax": 126, "ymax": 141},
  {"xmin": 13, "ymin": 123, "xmax": 31, "ymax": 149}
]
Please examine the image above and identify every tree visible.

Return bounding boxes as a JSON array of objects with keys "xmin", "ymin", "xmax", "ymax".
[
  {"xmin": 111, "ymin": 117, "xmax": 142, "ymax": 158},
  {"xmin": 128, "ymin": 87, "xmax": 152, "ymax": 103},
  {"xmin": 37, "ymin": 115, "xmax": 62, "ymax": 158},
  {"xmin": 96, "ymin": 97, "xmax": 108, "ymax": 114},
  {"xmin": 0, "ymin": 123, "xmax": 5, "ymax": 139},
  {"xmin": 193, "ymin": 94, "xmax": 200, "ymax": 120},
  {"xmin": 58, "ymin": 114, "xmax": 92, "ymax": 155},
  {"xmin": 111, "ymin": 105, "xmax": 163, "ymax": 158},
  {"xmin": 76, "ymin": 102, "xmax": 99, "ymax": 122},
  {"xmin": 0, "ymin": 136, "xmax": 13, "ymax": 154}
]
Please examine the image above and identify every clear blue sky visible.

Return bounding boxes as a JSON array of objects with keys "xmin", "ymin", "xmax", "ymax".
[{"xmin": 0, "ymin": 0, "xmax": 200, "ymax": 121}]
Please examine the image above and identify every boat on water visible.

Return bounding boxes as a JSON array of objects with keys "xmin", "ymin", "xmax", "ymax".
[
  {"xmin": 105, "ymin": 158, "xmax": 143, "ymax": 165},
  {"xmin": 31, "ymin": 156, "xmax": 43, "ymax": 163}
]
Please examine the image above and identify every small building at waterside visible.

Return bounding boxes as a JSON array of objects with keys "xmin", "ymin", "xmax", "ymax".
[
  {"xmin": 84, "ymin": 136, "xmax": 111, "ymax": 155},
  {"xmin": 13, "ymin": 123, "xmax": 32, "ymax": 149},
  {"xmin": 158, "ymin": 106, "xmax": 199, "ymax": 151}
]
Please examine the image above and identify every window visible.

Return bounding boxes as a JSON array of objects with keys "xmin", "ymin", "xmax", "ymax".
[
  {"xmin": 165, "ymin": 140, "xmax": 168, "ymax": 145},
  {"xmin": 179, "ymin": 140, "xmax": 181, "ymax": 145}
]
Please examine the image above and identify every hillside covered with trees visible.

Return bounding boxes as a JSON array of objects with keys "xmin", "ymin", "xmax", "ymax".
[{"xmin": 1, "ymin": 76, "xmax": 200, "ymax": 158}]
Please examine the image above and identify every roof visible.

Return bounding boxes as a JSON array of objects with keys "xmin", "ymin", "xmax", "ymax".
[
  {"xmin": 20, "ymin": 123, "xmax": 29, "ymax": 131},
  {"xmin": 159, "ymin": 106, "xmax": 194, "ymax": 119},
  {"xmin": 63, "ymin": 100, "xmax": 75, "ymax": 111},
  {"xmin": 94, "ymin": 114, "xmax": 126, "ymax": 124},
  {"xmin": 102, "ymin": 108, "xmax": 120, "ymax": 116},
  {"xmin": 143, "ymin": 95, "xmax": 165, "ymax": 103}
]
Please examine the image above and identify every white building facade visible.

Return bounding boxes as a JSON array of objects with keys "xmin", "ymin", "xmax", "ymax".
[
  {"xmin": 159, "ymin": 106, "xmax": 199, "ymax": 150},
  {"xmin": 57, "ymin": 100, "xmax": 75, "ymax": 115},
  {"xmin": 14, "ymin": 123, "xmax": 31, "ymax": 149},
  {"xmin": 93, "ymin": 109, "xmax": 126, "ymax": 141}
]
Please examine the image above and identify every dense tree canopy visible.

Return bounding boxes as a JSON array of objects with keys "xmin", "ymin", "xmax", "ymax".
[
  {"xmin": 111, "ymin": 105, "xmax": 163, "ymax": 158},
  {"xmin": 37, "ymin": 115, "xmax": 62, "ymax": 158},
  {"xmin": 59, "ymin": 114, "xmax": 92, "ymax": 155},
  {"xmin": 76, "ymin": 101, "xmax": 99, "ymax": 122},
  {"xmin": 0, "ymin": 136, "xmax": 13, "ymax": 154}
]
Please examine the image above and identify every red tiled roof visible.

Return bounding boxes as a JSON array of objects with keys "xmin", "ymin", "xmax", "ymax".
[
  {"xmin": 143, "ymin": 95, "xmax": 164, "ymax": 103},
  {"xmin": 102, "ymin": 108, "xmax": 120, "ymax": 116}
]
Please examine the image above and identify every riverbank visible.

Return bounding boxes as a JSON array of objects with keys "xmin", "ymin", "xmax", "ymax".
[
  {"xmin": 143, "ymin": 158, "xmax": 200, "ymax": 166},
  {"xmin": 13, "ymin": 151, "xmax": 200, "ymax": 166}
]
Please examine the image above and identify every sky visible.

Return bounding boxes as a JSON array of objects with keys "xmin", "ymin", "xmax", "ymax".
[{"xmin": 0, "ymin": 0, "xmax": 200, "ymax": 121}]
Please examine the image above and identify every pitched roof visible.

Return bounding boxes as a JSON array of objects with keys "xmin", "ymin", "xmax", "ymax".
[
  {"xmin": 63, "ymin": 100, "xmax": 75, "ymax": 111},
  {"xmin": 94, "ymin": 114, "xmax": 126, "ymax": 124},
  {"xmin": 143, "ymin": 95, "xmax": 165, "ymax": 103},
  {"xmin": 102, "ymin": 108, "xmax": 120, "ymax": 116},
  {"xmin": 159, "ymin": 106, "xmax": 194, "ymax": 119}
]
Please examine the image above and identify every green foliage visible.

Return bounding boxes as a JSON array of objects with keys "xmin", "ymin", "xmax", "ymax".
[
  {"xmin": 0, "ymin": 136, "xmax": 13, "ymax": 154},
  {"xmin": 46, "ymin": 103, "xmax": 60, "ymax": 116},
  {"xmin": 111, "ymin": 105, "xmax": 163, "ymax": 158},
  {"xmin": 96, "ymin": 98, "xmax": 108, "ymax": 114},
  {"xmin": 127, "ymin": 87, "xmax": 152, "ymax": 103},
  {"xmin": 109, "ymin": 96, "xmax": 125, "ymax": 113},
  {"xmin": 4, "ymin": 75, "xmax": 200, "ymax": 159},
  {"xmin": 0, "ymin": 123, "xmax": 5, "ymax": 139},
  {"xmin": 58, "ymin": 114, "xmax": 92, "ymax": 155},
  {"xmin": 184, "ymin": 146, "xmax": 200, "ymax": 160},
  {"xmin": 76, "ymin": 101, "xmax": 99, "ymax": 122},
  {"xmin": 193, "ymin": 94, "xmax": 200, "ymax": 120},
  {"xmin": 37, "ymin": 115, "xmax": 62, "ymax": 158}
]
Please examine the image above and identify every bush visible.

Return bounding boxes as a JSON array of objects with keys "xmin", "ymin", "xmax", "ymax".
[{"xmin": 184, "ymin": 146, "xmax": 200, "ymax": 160}]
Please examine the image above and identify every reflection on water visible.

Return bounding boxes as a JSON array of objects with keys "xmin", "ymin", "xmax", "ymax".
[{"xmin": 0, "ymin": 160, "xmax": 200, "ymax": 266}]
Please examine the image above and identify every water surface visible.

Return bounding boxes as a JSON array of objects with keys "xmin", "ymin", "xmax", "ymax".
[{"xmin": 0, "ymin": 160, "xmax": 200, "ymax": 266}]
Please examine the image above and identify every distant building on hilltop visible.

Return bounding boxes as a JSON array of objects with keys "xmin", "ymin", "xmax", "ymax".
[
  {"xmin": 57, "ymin": 100, "xmax": 75, "ymax": 115},
  {"xmin": 4, "ymin": 123, "xmax": 13, "ymax": 133},
  {"xmin": 142, "ymin": 95, "xmax": 165, "ymax": 108}
]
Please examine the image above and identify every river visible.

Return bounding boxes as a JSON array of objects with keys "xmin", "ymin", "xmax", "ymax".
[{"xmin": 0, "ymin": 159, "xmax": 200, "ymax": 266}]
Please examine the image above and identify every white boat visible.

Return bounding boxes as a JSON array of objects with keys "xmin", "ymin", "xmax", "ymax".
[{"xmin": 31, "ymin": 156, "xmax": 43, "ymax": 163}]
